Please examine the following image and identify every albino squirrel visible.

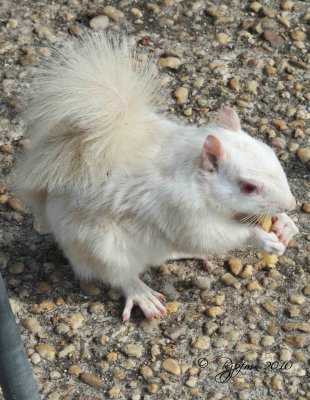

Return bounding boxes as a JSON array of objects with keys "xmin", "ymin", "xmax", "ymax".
[{"xmin": 13, "ymin": 33, "xmax": 299, "ymax": 321}]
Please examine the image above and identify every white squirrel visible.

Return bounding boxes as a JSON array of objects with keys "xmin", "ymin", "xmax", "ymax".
[{"xmin": 13, "ymin": 32, "xmax": 299, "ymax": 321}]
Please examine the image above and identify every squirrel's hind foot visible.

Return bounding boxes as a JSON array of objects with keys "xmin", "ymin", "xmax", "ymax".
[{"xmin": 122, "ymin": 279, "xmax": 166, "ymax": 321}]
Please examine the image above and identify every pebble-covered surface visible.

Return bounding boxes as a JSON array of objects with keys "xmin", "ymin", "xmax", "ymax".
[{"xmin": 0, "ymin": 0, "xmax": 309, "ymax": 399}]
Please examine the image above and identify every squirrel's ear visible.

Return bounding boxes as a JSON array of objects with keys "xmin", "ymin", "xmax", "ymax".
[
  {"xmin": 217, "ymin": 106, "xmax": 241, "ymax": 132},
  {"xmin": 201, "ymin": 135, "xmax": 224, "ymax": 172}
]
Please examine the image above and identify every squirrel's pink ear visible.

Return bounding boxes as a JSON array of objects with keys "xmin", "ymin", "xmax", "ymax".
[
  {"xmin": 201, "ymin": 135, "xmax": 224, "ymax": 172},
  {"xmin": 217, "ymin": 106, "xmax": 241, "ymax": 132}
]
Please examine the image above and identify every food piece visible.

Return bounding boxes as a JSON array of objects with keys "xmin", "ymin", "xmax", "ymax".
[{"xmin": 257, "ymin": 215, "xmax": 278, "ymax": 265}]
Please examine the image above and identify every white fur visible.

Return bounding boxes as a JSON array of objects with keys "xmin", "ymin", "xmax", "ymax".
[{"xmin": 11, "ymin": 33, "xmax": 298, "ymax": 320}]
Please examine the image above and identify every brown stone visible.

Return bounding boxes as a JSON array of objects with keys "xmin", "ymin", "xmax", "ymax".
[
  {"xmin": 284, "ymin": 335, "xmax": 305, "ymax": 348},
  {"xmin": 80, "ymin": 372, "xmax": 103, "ymax": 388},
  {"xmin": 263, "ymin": 31, "xmax": 285, "ymax": 49}
]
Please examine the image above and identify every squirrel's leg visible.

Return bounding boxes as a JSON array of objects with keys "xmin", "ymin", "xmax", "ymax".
[
  {"xmin": 46, "ymin": 196, "xmax": 166, "ymax": 321},
  {"xmin": 59, "ymin": 238, "xmax": 166, "ymax": 321},
  {"xmin": 122, "ymin": 279, "xmax": 166, "ymax": 322}
]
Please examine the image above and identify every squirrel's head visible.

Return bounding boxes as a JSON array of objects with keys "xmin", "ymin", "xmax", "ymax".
[{"xmin": 200, "ymin": 107, "xmax": 296, "ymax": 219}]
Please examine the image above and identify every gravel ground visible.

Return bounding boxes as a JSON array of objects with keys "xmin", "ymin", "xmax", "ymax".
[{"xmin": 0, "ymin": 0, "xmax": 309, "ymax": 399}]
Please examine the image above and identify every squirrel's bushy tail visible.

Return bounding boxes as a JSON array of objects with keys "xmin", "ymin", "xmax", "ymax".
[{"xmin": 13, "ymin": 32, "xmax": 164, "ymax": 199}]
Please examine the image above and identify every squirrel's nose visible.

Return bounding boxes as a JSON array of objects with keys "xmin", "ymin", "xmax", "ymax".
[{"xmin": 285, "ymin": 196, "xmax": 296, "ymax": 212}]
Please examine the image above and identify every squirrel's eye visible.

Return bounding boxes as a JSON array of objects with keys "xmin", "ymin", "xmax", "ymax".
[{"xmin": 239, "ymin": 181, "xmax": 259, "ymax": 196}]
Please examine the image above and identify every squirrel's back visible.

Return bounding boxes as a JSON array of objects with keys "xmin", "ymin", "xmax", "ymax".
[{"xmin": 13, "ymin": 32, "xmax": 165, "ymax": 199}]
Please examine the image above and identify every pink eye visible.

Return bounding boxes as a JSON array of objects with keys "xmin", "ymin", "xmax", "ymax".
[{"xmin": 240, "ymin": 181, "xmax": 259, "ymax": 196}]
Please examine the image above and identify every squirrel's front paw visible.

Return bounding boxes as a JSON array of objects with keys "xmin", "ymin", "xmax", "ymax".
[
  {"xmin": 252, "ymin": 227, "xmax": 286, "ymax": 256},
  {"xmin": 271, "ymin": 213, "xmax": 299, "ymax": 247}
]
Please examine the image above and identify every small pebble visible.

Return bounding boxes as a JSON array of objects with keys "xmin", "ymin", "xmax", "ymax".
[
  {"xmin": 122, "ymin": 344, "xmax": 144, "ymax": 358},
  {"xmin": 292, "ymin": 350, "xmax": 306, "ymax": 362},
  {"xmin": 35, "ymin": 343, "xmax": 56, "ymax": 361},
  {"xmin": 303, "ymin": 285, "xmax": 310, "ymax": 296},
  {"xmin": 32, "ymin": 300, "xmax": 55, "ymax": 313},
  {"xmin": 23, "ymin": 318, "xmax": 42, "ymax": 334},
  {"xmin": 186, "ymin": 376, "xmax": 198, "ymax": 388},
  {"xmin": 271, "ymin": 137, "xmax": 286, "ymax": 150},
  {"xmin": 98, "ymin": 334, "xmax": 109, "ymax": 345},
  {"xmin": 221, "ymin": 273, "xmax": 241, "ymax": 289},
  {"xmin": 261, "ymin": 335, "xmax": 275, "ymax": 346},
  {"xmin": 131, "ymin": 8, "xmax": 143, "ymax": 18},
  {"xmin": 206, "ymin": 306, "xmax": 225, "ymax": 317},
  {"xmin": 246, "ymin": 80, "xmax": 259, "ymax": 95},
  {"xmin": 235, "ymin": 343, "xmax": 260, "ymax": 352},
  {"xmin": 229, "ymin": 78, "xmax": 240, "ymax": 92},
  {"xmin": 291, "ymin": 31, "xmax": 306, "ymax": 41},
  {"xmin": 50, "ymin": 371, "xmax": 61, "ymax": 380},
  {"xmin": 58, "ymin": 344, "xmax": 76, "ymax": 358},
  {"xmin": 247, "ymin": 281, "xmax": 262, "ymax": 291},
  {"xmin": 174, "ymin": 87, "xmax": 189, "ymax": 104},
  {"xmin": 265, "ymin": 66, "xmax": 277, "ymax": 76},
  {"xmin": 228, "ymin": 258, "xmax": 243, "ymax": 275},
  {"xmin": 279, "ymin": 348, "xmax": 292, "ymax": 361},
  {"xmin": 297, "ymin": 148, "xmax": 310, "ymax": 164},
  {"xmin": 108, "ymin": 386, "xmax": 121, "ymax": 398},
  {"xmin": 249, "ymin": 1, "xmax": 262, "ymax": 12},
  {"xmin": 106, "ymin": 352, "xmax": 118, "ymax": 362},
  {"xmin": 206, "ymin": 7, "xmax": 222, "ymax": 18},
  {"xmin": 140, "ymin": 366, "xmax": 153, "ymax": 379},
  {"xmin": 68, "ymin": 365, "xmax": 82, "ymax": 377},
  {"xmin": 158, "ymin": 57, "xmax": 182, "ymax": 69},
  {"xmin": 263, "ymin": 6, "xmax": 277, "ymax": 18},
  {"xmin": 89, "ymin": 16, "xmax": 109, "ymax": 30},
  {"xmin": 191, "ymin": 336, "xmax": 210, "ymax": 350},
  {"xmin": 301, "ymin": 204, "xmax": 310, "ymax": 213},
  {"xmin": 35, "ymin": 281, "xmax": 52, "ymax": 295},
  {"xmin": 166, "ymin": 301, "xmax": 180, "ymax": 314},
  {"xmin": 80, "ymin": 282, "xmax": 102, "ymax": 296},
  {"xmin": 262, "ymin": 302, "xmax": 277, "ymax": 315},
  {"xmin": 193, "ymin": 78, "xmax": 204, "ymax": 88},
  {"xmin": 271, "ymin": 373, "xmax": 283, "ymax": 390},
  {"xmin": 183, "ymin": 108, "xmax": 192, "ymax": 117},
  {"xmin": 80, "ymin": 372, "xmax": 103, "ymax": 388},
  {"xmin": 237, "ymin": 99, "xmax": 253, "ymax": 109},
  {"xmin": 67, "ymin": 313, "xmax": 84, "ymax": 330},
  {"xmin": 241, "ymin": 265, "xmax": 253, "ymax": 278},
  {"xmin": 217, "ymin": 32, "xmax": 231, "ymax": 44},
  {"xmin": 289, "ymin": 295, "xmax": 305, "ymax": 305},
  {"xmin": 263, "ymin": 31, "xmax": 285, "ymax": 49},
  {"xmin": 212, "ymin": 293, "xmax": 225, "ymax": 306},
  {"xmin": 88, "ymin": 302, "xmax": 105, "ymax": 314},
  {"xmin": 9, "ymin": 262, "xmax": 25, "ymax": 274},
  {"xmin": 6, "ymin": 18, "xmax": 18, "ymax": 29},
  {"xmin": 102, "ymin": 6, "xmax": 124, "ymax": 21},
  {"xmin": 278, "ymin": 15, "xmax": 290, "ymax": 28},
  {"xmin": 280, "ymin": 0, "xmax": 294, "ymax": 11},
  {"xmin": 287, "ymin": 306, "xmax": 300, "ymax": 318},
  {"xmin": 271, "ymin": 120, "xmax": 288, "ymax": 131},
  {"xmin": 31, "ymin": 353, "xmax": 41, "ymax": 365},
  {"xmin": 283, "ymin": 322, "xmax": 310, "ymax": 333},
  {"xmin": 147, "ymin": 383, "xmax": 158, "ymax": 394},
  {"xmin": 284, "ymin": 335, "xmax": 305, "ymax": 348},
  {"xmin": 162, "ymin": 358, "xmax": 181, "ymax": 375},
  {"xmin": 193, "ymin": 276, "xmax": 211, "ymax": 290}
]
